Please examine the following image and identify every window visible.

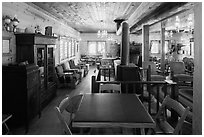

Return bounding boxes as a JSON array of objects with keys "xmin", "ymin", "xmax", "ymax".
[
  {"xmin": 68, "ymin": 39, "xmax": 72, "ymax": 58},
  {"xmin": 88, "ymin": 41, "xmax": 106, "ymax": 55},
  {"xmin": 64, "ymin": 41, "xmax": 68, "ymax": 58},
  {"xmin": 60, "ymin": 40, "xmax": 64, "ymax": 60},
  {"xmin": 88, "ymin": 42, "xmax": 97, "ymax": 54},
  {"xmin": 150, "ymin": 40, "xmax": 160, "ymax": 54},
  {"xmin": 71, "ymin": 39, "xmax": 76, "ymax": 57},
  {"xmin": 2, "ymin": 36, "xmax": 12, "ymax": 55},
  {"xmin": 98, "ymin": 42, "xmax": 105, "ymax": 54},
  {"xmin": 59, "ymin": 36, "xmax": 77, "ymax": 61}
]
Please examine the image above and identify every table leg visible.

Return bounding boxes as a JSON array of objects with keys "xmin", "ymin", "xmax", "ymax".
[
  {"xmin": 140, "ymin": 128, "xmax": 145, "ymax": 135},
  {"xmin": 146, "ymin": 128, "xmax": 153, "ymax": 135},
  {"xmin": 79, "ymin": 128, "xmax": 83, "ymax": 134},
  {"xmin": 171, "ymin": 84, "xmax": 178, "ymax": 121},
  {"xmin": 122, "ymin": 128, "xmax": 128, "ymax": 134}
]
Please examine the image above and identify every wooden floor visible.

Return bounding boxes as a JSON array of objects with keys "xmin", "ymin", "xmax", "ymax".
[
  {"xmin": 11, "ymin": 66, "xmax": 96, "ymax": 135},
  {"xmin": 10, "ymin": 65, "xmax": 192, "ymax": 135}
]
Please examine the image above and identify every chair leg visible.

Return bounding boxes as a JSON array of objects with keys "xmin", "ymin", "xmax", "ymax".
[
  {"xmin": 3, "ymin": 123, "xmax": 11, "ymax": 135},
  {"xmin": 140, "ymin": 128, "xmax": 145, "ymax": 135}
]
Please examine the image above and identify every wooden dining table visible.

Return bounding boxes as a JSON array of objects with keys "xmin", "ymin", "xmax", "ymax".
[{"xmin": 72, "ymin": 93, "xmax": 155, "ymax": 135}]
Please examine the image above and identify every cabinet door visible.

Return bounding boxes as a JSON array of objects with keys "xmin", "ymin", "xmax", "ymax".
[
  {"xmin": 47, "ymin": 46, "xmax": 55, "ymax": 86},
  {"xmin": 27, "ymin": 69, "xmax": 40, "ymax": 119},
  {"xmin": 27, "ymin": 85, "xmax": 40, "ymax": 119},
  {"xmin": 35, "ymin": 46, "xmax": 47, "ymax": 89}
]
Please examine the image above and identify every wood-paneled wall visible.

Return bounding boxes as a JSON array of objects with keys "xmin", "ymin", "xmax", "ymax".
[{"xmin": 2, "ymin": 2, "xmax": 80, "ymax": 65}]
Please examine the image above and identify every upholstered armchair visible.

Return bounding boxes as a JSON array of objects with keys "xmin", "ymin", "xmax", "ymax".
[
  {"xmin": 55, "ymin": 65, "xmax": 80, "ymax": 89},
  {"xmin": 77, "ymin": 61, "xmax": 89, "ymax": 76},
  {"xmin": 62, "ymin": 61, "xmax": 83, "ymax": 79},
  {"xmin": 68, "ymin": 60, "xmax": 88, "ymax": 77}
]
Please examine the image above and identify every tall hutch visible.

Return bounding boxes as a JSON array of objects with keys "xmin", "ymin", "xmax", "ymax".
[
  {"xmin": 15, "ymin": 33, "xmax": 58, "ymax": 109},
  {"xmin": 3, "ymin": 33, "xmax": 57, "ymax": 132}
]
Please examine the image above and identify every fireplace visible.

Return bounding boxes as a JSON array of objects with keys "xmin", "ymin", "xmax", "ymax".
[{"xmin": 116, "ymin": 22, "xmax": 141, "ymax": 94}]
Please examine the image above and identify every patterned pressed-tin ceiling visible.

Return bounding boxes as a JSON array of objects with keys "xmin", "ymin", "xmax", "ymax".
[
  {"xmin": 29, "ymin": 2, "xmax": 141, "ymax": 33},
  {"xmin": 27, "ymin": 2, "xmax": 194, "ymax": 34}
]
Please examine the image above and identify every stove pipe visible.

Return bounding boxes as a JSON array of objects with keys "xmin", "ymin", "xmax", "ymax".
[{"xmin": 120, "ymin": 22, "xmax": 129, "ymax": 65}]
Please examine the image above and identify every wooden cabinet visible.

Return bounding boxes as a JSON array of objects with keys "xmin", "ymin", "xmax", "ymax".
[
  {"xmin": 15, "ymin": 33, "xmax": 57, "ymax": 109},
  {"xmin": 2, "ymin": 64, "xmax": 40, "ymax": 132}
]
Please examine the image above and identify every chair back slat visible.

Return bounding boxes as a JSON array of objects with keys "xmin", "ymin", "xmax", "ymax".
[
  {"xmin": 99, "ymin": 83, "xmax": 121, "ymax": 93},
  {"xmin": 66, "ymin": 94, "xmax": 83, "ymax": 113},
  {"xmin": 162, "ymin": 96, "xmax": 186, "ymax": 117},
  {"xmin": 155, "ymin": 95, "xmax": 190, "ymax": 135},
  {"xmin": 59, "ymin": 96, "xmax": 71, "ymax": 113},
  {"xmin": 142, "ymin": 61, "xmax": 158, "ymax": 75}
]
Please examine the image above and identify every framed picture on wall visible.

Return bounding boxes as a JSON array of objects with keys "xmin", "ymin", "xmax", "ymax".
[{"xmin": 2, "ymin": 36, "xmax": 12, "ymax": 55}]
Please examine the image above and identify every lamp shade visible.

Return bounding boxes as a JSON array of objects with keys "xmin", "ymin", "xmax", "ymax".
[
  {"xmin": 12, "ymin": 17, "xmax": 19, "ymax": 26},
  {"xmin": 4, "ymin": 16, "xmax": 11, "ymax": 24}
]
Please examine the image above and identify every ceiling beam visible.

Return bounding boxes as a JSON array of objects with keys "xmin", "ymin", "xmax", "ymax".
[
  {"xmin": 116, "ymin": 2, "xmax": 162, "ymax": 35},
  {"xmin": 130, "ymin": 2, "xmax": 194, "ymax": 34}
]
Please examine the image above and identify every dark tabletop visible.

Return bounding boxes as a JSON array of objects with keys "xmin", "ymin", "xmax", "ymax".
[{"xmin": 73, "ymin": 93, "xmax": 154, "ymax": 125}]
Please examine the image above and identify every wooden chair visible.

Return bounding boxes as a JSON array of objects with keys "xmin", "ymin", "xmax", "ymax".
[
  {"xmin": 2, "ymin": 114, "xmax": 12, "ymax": 135},
  {"xmin": 99, "ymin": 83, "xmax": 121, "ymax": 93},
  {"xmin": 55, "ymin": 106, "xmax": 72, "ymax": 135},
  {"xmin": 143, "ymin": 61, "xmax": 165, "ymax": 81},
  {"xmin": 148, "ymin": 95, "xmax": 190, "ymax": 135},
  {"xmin": 59, "ymin": 94, "xmax": 83, "ymax": 123}
]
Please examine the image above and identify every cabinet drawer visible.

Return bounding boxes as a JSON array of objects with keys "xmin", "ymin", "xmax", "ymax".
[{"xmin": 27, "ymin": 71, "xmax": 39, "ymax": 89}]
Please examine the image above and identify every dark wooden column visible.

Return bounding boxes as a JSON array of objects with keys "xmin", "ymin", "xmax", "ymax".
[
  {"xmin": 121, "ymin": 22, "xmax": 130, "ymax": 65},
  {"xmin": 142, "ymin": 25, "xmax": 149, "ymax": 62},
  {"xmin": 160, "ymin": 22, "xmax": 166, "ymax": 72}
]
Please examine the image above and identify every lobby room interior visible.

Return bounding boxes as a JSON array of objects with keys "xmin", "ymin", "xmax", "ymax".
[{"xmin": 2, "ymin": 2, "xmax": 202, "ymax": 135}]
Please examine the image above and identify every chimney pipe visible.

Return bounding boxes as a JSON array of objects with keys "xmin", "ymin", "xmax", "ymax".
[
  {"xmin": 114, "ymin": 19, "xmax": 125, "ymax": 31},
  {"xmin": 121, "ymin": 22, "xmax": 129, "ymax": 65}
]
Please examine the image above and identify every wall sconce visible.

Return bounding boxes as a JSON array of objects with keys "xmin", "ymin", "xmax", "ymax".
[
  {"xmin": 12, "ymin": 17, "xmax": 20, "ymax": 32},
  {"xmin": 3, "ymin": 15, "xmax": 12, "ymax": 31},
  {"xmin": 3, "ymin": 15, "xmax": 19, "ymax": 32}
]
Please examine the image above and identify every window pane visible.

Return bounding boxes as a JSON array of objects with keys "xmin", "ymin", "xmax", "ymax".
[
  {"xmin": 64, "ymin": 41, "xmax": 68, "ymax": 58},
  {"xmin": 150, "ymin": 41, "xmax": 160, "ymax": 54},
  {"xmin": 88, "ymin": 42, "xmax": 97, "ymax": 54},
  {"xmin": 60, "ymin": 40, "xmax": 64, "ymax": 60},
  {"xmin": 98, "ymin": 42, "xmax": 105, "ymax": 54},
  {"xmin": 68, "ymin": 39, "xmax": 72, "ymax": 57}
]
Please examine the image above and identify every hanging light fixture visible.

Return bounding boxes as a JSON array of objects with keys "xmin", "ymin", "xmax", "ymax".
[
  {"xmin": 97, "ymin": 2, "xmax": 108, "ymax": 38},
  {"xmin": 97, "ymin": 20, "xmax": 108, "ymax": 38},
  {"xmin": 175, "ymin": 16, "xmax": 180, "ymax": 32},
  {"xmin": 169, "ymin": 30, "xmax": 173, "ymax": 37},
  {"xmin": 188, "ymin": 14, "xmax": 193, "ymax": 33}
]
